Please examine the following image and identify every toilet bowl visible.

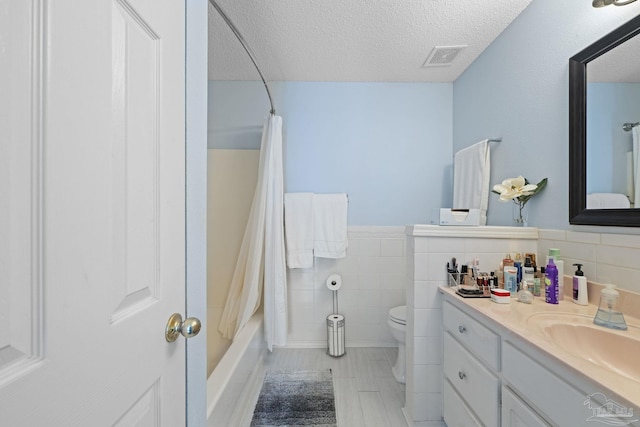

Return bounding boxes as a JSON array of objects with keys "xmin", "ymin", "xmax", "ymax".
[{"xmin": 387, "ymin": 305, "xmax": 406, "ymax": 384}]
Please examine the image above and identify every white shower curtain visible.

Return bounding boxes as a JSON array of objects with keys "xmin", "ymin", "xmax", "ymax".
[
  {"xmin": 218, "ymin": 114, "xmax": 287, "ymax": 350},
  {"xmin": 634, "ymin": 127, "xmax": 640, "ymax": 207}
]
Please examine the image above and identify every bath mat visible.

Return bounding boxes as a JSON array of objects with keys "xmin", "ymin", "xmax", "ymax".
[{"xmin": 250, "ymin": 369, "xmax": 337, "ymax": 427}]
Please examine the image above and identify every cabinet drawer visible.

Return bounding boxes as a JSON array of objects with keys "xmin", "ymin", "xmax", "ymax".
[
  {"xmin": 502, "ymin": 386, "xmax": 550, "ymax": 427},
  {"xmin": 444, "ymin": 332, "xmax": 500, "ymax": 426},
  {"xmin": 503, "ymin": 342, "xmax": 594, "ymax": 427},
  {"xmin": 443, "ymin": 301, "xmax": 500, "ymax": 370},
  {"xmin": 444, "ymin": 379, "xmax": 482, "ymax": 427}
]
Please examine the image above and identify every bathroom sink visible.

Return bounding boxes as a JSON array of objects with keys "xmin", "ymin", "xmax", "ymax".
[{"xmin": 527, "ymin": 313, "xmax": 640, "ymax": 382}]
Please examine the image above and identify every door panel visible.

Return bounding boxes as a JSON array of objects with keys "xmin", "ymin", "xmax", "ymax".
[
  {"xmin": 111, "ymin": 0, "xmax": 162, "ymax": 322},
  {"xmin": 0, "ymin": 0, "xmax": 187, "ymax": 425},
  {"xmin": 0, "ymin": 0, "xmax": 43, "ymax": 381}
]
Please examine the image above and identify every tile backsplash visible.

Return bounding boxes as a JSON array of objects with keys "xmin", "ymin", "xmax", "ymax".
[
  {"xmin": 285, "ymin": 226, "xmax": 640, "ymax": 349},
  {"xmin": 538, "ymin": 229, "xmax": 640, "ymax": 295}
]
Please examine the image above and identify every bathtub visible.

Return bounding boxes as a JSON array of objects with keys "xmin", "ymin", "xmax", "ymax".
[{"xmin": 207, "ymin": 312, "xmax": 266, "ymax": 426}]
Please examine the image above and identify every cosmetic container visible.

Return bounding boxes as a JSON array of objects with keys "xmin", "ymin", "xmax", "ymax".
[
  {"xmin": 532, "ymin": 266, "xmax": 543, "ymax": 297},
  {"xmin": 490, "ymin": 288, "xmax": 511, "ymax": 304},
  {"xmin": 523, "ymin": 257, "xmax": 535, "ymax": 284},
  {"xmin": 572, "ymin": 263, "xmax": 588, "ymax": 306},
  {"xmin": 514, "ymin": 253, "xmax": 523, "ymax": 288},
  {"xmin": 504, "ymin": 266, "xmax": 518, "ymax": 294},
  {"xmin": 545, "ymin": 259, "xmax": 558, "ymax": 304},
  {"xmin": 502, "ymin": 254, "xmax": 514, "ymax": 267},
  {"xmin": 547, "ymin": 248, "xmax": 564, "ymax": 300},
  {"xmin": 517, "ymin": 281, "xmax": 534, "ymax": 304}
]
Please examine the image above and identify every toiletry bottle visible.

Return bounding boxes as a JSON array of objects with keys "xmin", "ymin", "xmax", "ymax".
[
  {"xmin": 572, "ymin": 263, "xmax": 588, "ymax": 305},
  {"xmin": 517, "ymin": 280, "xmax": 534, "ymax": 304},
  {"xmin": 523, "ymin": 257, "xmax": 535, "ymax": 284},
  {"xmin": 499, "ymin": 254, "xmax": 512, "ymax": 289},
  {"xmin": 545, "ymin": 259, "xmax": 559, "ymax": 304},
  {"xmin": 532, "ymin": 266, "xmax": 541, "ymax": 297},
  {"xmin": 503, "ymin": 254, "xmax": 514, "ymax": 267},
  {"xmin": 514, "ymin": 253, "xmax": 523, "ymax": 290},
  {"xmin": 472, "ymin": 257, "xmax": 479, "ymax": 282},
  {"xmin": 504, "ymin": 266, "xmax": 518, "ymax": 294},
  {"xmin": 460, "ymin": 265, "xmax": 468, "ymax": 285},
  {"xmin": 534, "ymin": 266, "xmax": 545, "ymax": 297},
  {"xmin": 547, "ymin": 248, "xmax": 564, "ymax": 300},
  {"xmin": 525, "ymin": 253, "xmax": 537, "ymax": 267}
]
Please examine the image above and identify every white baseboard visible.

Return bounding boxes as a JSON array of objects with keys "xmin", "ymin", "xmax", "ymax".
[
  {"xmin": 277, "ymin": 341, "xmax": 397, "ymax": 349},
  {"xmin": 402, "ymin": 407, "xmax": 446, "ymax": 427}
]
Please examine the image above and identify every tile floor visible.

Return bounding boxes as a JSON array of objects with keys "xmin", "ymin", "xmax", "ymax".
[{"xmin": 245, "ymin": 347, "xmax": 408, "ymax": 427}]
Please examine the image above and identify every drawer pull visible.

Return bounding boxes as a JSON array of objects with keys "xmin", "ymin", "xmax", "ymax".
[
  {"xmin": 458, "ymin": 325, "xmax": 466, "ymax": 333},
  {"xmin": 458, "ymin": 371, "xmax": 466, "ymax": 380}
]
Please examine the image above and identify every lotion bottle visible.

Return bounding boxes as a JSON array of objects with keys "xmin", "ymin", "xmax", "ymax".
[{"xmin": 572, "ymin": 263, "xmax": 588, "ymax": 305}]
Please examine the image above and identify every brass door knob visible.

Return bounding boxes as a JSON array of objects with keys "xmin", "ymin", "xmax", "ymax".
[{"xmin": 165, "ymin": 313, "xmax": 202, "ymax": 342}]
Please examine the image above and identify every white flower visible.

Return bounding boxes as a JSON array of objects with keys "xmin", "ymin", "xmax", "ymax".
[{"xmin": 493, "ymin": 176, "xmax": 538, "ymax": 202}]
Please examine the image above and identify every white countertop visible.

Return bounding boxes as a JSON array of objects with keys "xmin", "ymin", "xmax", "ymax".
[{"xmin": 440, "ymin": 285, "xmax": 640, "ymax": 408}]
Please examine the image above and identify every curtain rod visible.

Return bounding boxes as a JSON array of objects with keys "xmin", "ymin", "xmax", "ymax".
[
  {"xmin": 623, "ymin": 122, "xmax": 639, "ymax": 132},
  {"xmin": 209, "ymin": 0, "xmax": 276, "ymax": 115}
]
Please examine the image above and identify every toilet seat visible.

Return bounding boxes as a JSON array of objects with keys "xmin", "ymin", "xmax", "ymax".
[{"xmin": 388, "ymin": 305, "xmax": 406, "ymax": 326}]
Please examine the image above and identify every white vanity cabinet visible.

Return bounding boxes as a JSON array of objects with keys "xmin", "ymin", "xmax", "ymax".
[
  {"xmin": 442, "ymin": 301, "xmax": 500, "ymax": 426},
  {"xmin": 502, "ymin": 386, "xmax": 550, "ymax": 427},
  {"xmin": 441, "ymin": 293, "xmax": 640, "ymax": 427},
  {"xmin": 501, "ymin": 341, "xmax": 637, "ymax": 427}
]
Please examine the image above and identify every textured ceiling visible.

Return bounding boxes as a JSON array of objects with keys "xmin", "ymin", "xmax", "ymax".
[{"xmin": 208, "ymin": 0, "xmax": 534, "ymax": 83}]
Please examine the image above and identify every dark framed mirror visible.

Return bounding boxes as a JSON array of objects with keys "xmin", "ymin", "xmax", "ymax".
[{"xmin": 569, "ymin": 15, "xmax": 640, "ymax": 227}]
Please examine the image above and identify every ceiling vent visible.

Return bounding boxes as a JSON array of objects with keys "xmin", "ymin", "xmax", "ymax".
[{"xmin": 422, "ymin": 45, "xmax": 467, "ymax": 67}]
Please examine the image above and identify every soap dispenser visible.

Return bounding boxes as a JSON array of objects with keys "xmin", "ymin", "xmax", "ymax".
[
  {"xmin": 572, "ymin": 263, "xmax": 588, "ymax": 306},
  {"xmin": 593, "ymin": 284, "xmax": 627, "ymax": 330}
]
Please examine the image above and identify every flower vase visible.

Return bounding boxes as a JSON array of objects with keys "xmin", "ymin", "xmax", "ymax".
[{"xmin": 513, "ymin": 201, "xmax": 528, "ymax": 227}]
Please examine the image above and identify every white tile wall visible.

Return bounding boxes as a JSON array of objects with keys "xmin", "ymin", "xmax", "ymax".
[
  {"xmin": 538, "ymin": 229, "xmax": 640, "ymax": 294},
  {"xmin": 283, "ymin": 225, "xmax": 640, "ymax": 425},
  {"xmin": 285, "ymin": 226, "xmax": 407, "ymax": 348},
  {"xmin": 406, "ymin": 225, "xmax": 538, "ymax": 424}
]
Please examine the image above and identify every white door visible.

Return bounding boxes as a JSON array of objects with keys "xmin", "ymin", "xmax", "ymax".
[{"xmin": 0, "ymin": 0, "xmax": 192, "ymax": 425}]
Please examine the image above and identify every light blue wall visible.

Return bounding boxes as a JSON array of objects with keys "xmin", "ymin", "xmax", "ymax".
[
  {"xmin": 453, "ymin": 1, "xmax": 639, "ymax": 228},
  {"xmin": 587, "ymin": 83, "xmax": 640, "ymax": 195},
  {"xmin": 209, "ymin": 81, "xmax": 452, "ymax": 226}
]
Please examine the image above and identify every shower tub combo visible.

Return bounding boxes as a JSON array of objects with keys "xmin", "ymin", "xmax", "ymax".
[{"xmin": 206, "ymin": 313, "xmax": 266, "ymax": 426}]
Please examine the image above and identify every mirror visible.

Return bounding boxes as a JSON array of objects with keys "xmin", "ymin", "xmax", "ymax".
[{"xmin": 569, "ymin": 15, "xmax": 640, "ymax": 226}]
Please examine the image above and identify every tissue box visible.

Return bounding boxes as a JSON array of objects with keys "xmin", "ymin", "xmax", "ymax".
[{"xmin": 439, "ymin": 208, "xmax": 481, "ymax": 226}]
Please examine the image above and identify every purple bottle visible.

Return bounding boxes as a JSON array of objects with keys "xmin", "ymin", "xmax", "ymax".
[{"xmin": 545, "ymin": 258, "xmax": 559, "ymax": 304}]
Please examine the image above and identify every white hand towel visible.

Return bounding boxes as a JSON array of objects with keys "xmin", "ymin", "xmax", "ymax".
[
  {"xmin": 313, "ymin": 193, "xmax": 348, "ymax": 259},
  {"xmin": 284, "ymin": 192, "xmax": 315, "ymax": 268},
  {"xmin": 453, "ymin": 139, "xmax": 490, "ymax": 225}
]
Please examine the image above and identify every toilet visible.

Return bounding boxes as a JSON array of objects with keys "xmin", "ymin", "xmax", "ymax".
[{"xmin": 387, "ymin": 305, "xmax": 407, "ymax": 384}]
